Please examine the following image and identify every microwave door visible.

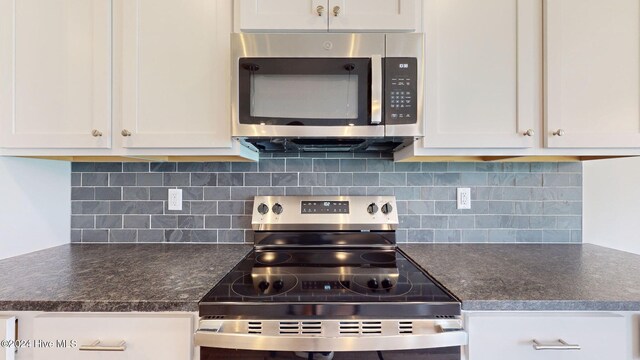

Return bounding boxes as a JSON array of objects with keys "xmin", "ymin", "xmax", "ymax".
[{"xmin": 233, "ymin": 57, "xmax": 385, "ymax": 138}]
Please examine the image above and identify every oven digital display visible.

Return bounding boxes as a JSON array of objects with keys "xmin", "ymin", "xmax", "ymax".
[{"xmin": 301, "ymin": 201, "xmax": 349, "ymax": 214}]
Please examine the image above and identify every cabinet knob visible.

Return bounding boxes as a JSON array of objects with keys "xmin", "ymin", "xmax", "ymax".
[
  {"xmin": 91, "ymin": 129, "xmax": 103, "ymax": 137},
  {"xmin": 523, "ymin": 129, "xmax": 535, "ymax": 137},
  {"xmin": 121, "ymin": 129, "xmax": 132, "ymax": 137},
  {"xmin": 553, "ymin": 129, "xmax": 565, "ymax": 137},
  {"xmin": 316, "ymin": 5, "xmax": 324, "ymax": 16},
  {"xmin": 333, "ymin": 6, "xmax": 341, "ymax": 16}
]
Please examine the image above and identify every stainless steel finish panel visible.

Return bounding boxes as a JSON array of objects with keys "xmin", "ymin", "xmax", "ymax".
[
  {"xmin": 199, "ymin": 302, "xmax": 462, "ymax": 318},
  {"xmin": 371, "ymin": 55, "xmax": 383, "ymax": 125},
  {"xmin": 195, "ymin": 318, "xmax": 467, "ymax": 352},
  {"xmin": 232, "ymin": 33, "xmax": 385, "ymax": 58},
  {"xmin": 385, "ymin": 33, "xmax": 425, "ymax": 138},
  {"xmin": 251, "ymin": 196, "xmax": 399, "ymax": 231},
  {"xmin": 232, "ymin": 33, "xmax": 386, "ymax": 138}
]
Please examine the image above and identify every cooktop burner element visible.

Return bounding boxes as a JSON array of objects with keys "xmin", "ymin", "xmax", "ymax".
[
  {"xmin": 255, "ymin": 251, "xmax": 292, "ymax": 265},
  {"xmin": 360, "ymin": 251, "xmax": 397, "ymax": 264},
  {"xmin": 196, "ymin": 196, "xmax": 466, "ymax": 354}
]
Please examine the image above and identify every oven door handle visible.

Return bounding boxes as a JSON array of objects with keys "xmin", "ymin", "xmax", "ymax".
[{"xmin": 371, "ymin": 55, "xmax": 383, "ymax": 125}]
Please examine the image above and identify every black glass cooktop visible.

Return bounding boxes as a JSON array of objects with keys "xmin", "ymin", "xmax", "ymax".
[{"xmin": 199, "ymin": 248, "xmax": 460, "ymax": 318}]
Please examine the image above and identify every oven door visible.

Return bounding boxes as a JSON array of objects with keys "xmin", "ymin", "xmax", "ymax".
[
  {"xmin": 232, "ymin": 33, "xmax": 385, "ymax": 138},
  {"xmin": 200, "ymin": 347, "xmax": 461, "ymax": 360},
  {"xmin": 195, "ymin": 318, "xmax": 466, "ymax": 360}
]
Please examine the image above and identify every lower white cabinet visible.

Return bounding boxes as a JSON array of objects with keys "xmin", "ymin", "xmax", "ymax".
[
  {"xmin": 465, "ymin": 312, "xmax": 628, "ymax": 360},
  {"xmin": 30, "ymin": 313, "xmax": 194, "ymax": 360},
  {"xmin": 0, "ymin": 316, "xmax": 16, "ymax": 360}
]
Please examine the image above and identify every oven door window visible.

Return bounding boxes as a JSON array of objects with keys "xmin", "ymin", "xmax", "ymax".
[{"xmin": 238, "ymin": 58, "xmax": 372, "ymax": 126}]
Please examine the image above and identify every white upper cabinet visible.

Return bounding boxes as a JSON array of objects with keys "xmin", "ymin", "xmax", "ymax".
[
  {"xmin": 239, "ymin": 0, "xmax": 329, "ymax": 32},
  {"xmin": 237, "ymin": 0, "xmax": 417, "ymax": 32},
  {"xmin": 0, "ymin": 0, "xmax": 111, "ymax": 149},
  {"xmin": 328, "ymin": 0, "xmax": 418, "ymax": 32},
  {"xmin": 545, "ymin": 0, "xmax": 640, "ymax": 148},
  {"xmin": 117, "ymin": 0, "xmax": 232, "ymax": 149},
  {"xmin": 423, "ymin": 0, "xmax": 541, "ymax": 148}
]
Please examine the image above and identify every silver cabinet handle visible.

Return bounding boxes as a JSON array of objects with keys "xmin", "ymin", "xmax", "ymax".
[
  {"xmin": 523, "ymin": 129, "xmax": 535, "ymax": 137},
  {"xmin": 79, "ymin": 340, "xmax": 126, "ymax": 352},
  {"xmin": 553, "ymin": 129, "xmax": 565, "ymax": 136},
  {"xmin": 333, "ymin": 6, "xmax": 340, "ymax": 16},
  {"xmin": 91, "ymin": 129, "xmax": 103, "ymax": 137},
  {"xmin": 532, "ymin": 339, "xmax": 580, "ymax": 351},
  {"xmin": 370, "ymin": 55, "xmax": 382, "ymax": 125},
  {"xmin": 316, "ymin": 5, "xmax": 324, "ymax": 16},
  {"xmin": 121, "ymin": 129, "xmax": 132, "ymax": 137}
]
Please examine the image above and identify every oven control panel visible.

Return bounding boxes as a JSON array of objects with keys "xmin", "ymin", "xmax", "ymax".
[
  {"xmin": 384, "ymin": 57, "xmax": 418, "ymax": 125},
  {"xmin": 251, "ymin": 196, "xmax": 398, "ymax": 231},
  {"xmin": 301, "ymin": 201, "xmax": 349, "ymax": 214}
]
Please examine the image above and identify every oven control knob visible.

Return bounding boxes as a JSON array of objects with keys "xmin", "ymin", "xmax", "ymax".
[
  {"xmin": 381, "ymin": 203, "xmax": 393, "ymax": 215},
  {"xmin": 272, "ymin": 203, "xmax": 284, "ymax": 215},
  {"xmin": 381, "ymin": 279, "xmax": 393, "ymax": 289},
  {"xmin": 367, "ymin": 278, "xmax": 379, "ymax": 289},
  {"xmin": 273, "ymin": 280, "xmax": 284, "ymax": 291},
  {"xmin": 367, "ymin": 203, "xmax": 379, "ymax": 215},
  {"xmin": 258, "ymin": 281, "xmax": 270, "ymax": 293},
  {"xmin": 257, "ymin": 203, "xmax": 269, "ymax": 215}
]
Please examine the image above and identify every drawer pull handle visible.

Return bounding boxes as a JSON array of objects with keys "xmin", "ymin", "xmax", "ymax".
[
  {"xmin": 532, "ymin": 339, "xmax": 580, "ymax": 351},
  {"xmin": 79, "ymin": 340, "xmax": 126, "ymax": 351}
]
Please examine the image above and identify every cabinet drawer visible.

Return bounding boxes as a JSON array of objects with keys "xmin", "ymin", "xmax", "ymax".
[
  {"xmin": 32, "ymin": 313, "xmax": 194, "ymax": 360},
  {"xmin": 467, "ymin": 312, "xmax": 626, "ymax": 360}
]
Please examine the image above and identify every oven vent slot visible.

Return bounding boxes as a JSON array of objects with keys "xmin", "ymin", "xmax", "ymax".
[
  {"xmin": 205, "ymin": 315, "xmax": 225, "ymax": 320},
  {"xmin": 279, "ymin": 321, "xmax": 322, "ymax": 335},
  {"xmin": 435, "ymin": 315, "xmax": 456, "ymax": 319},
  {"xmin": 398, "ymin": 321, "xmax": 413, "ymax": 334},
  {"xmin": 247, "ymin": 321, "xmax": 263, "ymax": 334},
  {"xmin": 339, "ymin": 321, "xmax": 382, "ymax": 335}
]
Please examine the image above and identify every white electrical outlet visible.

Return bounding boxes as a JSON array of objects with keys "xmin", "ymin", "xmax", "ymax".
[
  {"xmin": 457, "ymin": 188, "xmax": 471, "ymax": 210},
  {"xmin": 168, "ymin": 189, "xmax": 183, "ymax": 211}
]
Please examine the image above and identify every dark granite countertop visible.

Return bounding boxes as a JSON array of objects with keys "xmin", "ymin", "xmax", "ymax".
[
  {"xmin": 2, "ymin": 243, "xmax": 639, "ymax": 313},
  {"xmin": 400, "ymin": 243, "xmax": 640, "ymax": 311},
  {"xmin": 0, "ymin": 244, "xmax": 251, "ymax": 312}
]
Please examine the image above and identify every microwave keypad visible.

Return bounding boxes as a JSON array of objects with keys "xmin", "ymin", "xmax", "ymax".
[{"xmin": 385, "ymin": 58, "xmax": 418, "ymax": 125}]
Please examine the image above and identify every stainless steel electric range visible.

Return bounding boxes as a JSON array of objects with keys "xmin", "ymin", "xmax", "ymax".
[{"xmin": 196, "ymin": 196, "xmax": 467, "ymax": 360}]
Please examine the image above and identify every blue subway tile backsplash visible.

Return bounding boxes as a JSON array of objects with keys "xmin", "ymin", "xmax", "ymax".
[{"xmin": 70, "ymin": 153, "xmax": 582, "ymax": 244}]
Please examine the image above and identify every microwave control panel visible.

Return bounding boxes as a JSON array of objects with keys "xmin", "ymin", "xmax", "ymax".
[{"xmin": 384, "ymin": 58, "xmax": 418, "ymax": 125}]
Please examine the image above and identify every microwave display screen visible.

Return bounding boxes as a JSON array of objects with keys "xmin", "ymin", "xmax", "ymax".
[{"xmin": 251, "ymin": 75, "xmax": 359, "ymax": 120}]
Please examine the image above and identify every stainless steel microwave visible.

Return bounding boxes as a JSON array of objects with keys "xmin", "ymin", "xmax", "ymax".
[{"xmin": 231, "ymin": 33, "xmax": 424, "ymax": 141}]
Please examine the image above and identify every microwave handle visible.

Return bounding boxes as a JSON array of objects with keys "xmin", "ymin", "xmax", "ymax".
[{"xmin": 371, "ymin": 55, "xmax": 383, "ymax": 125}]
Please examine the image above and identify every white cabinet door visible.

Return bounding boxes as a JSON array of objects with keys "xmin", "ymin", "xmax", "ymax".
[
  {"xmin": 32, "ymin": 314, "xmax": 193, "ymax": 360},
  {"xmin": 423, "ymin": 0, "xmax": 540, "ymax": 148},
  {"xmin": 238, "ymin": 0, "xmax": 329, "ymax": 32},
  {"xmin": 545, "ymin": 0, "xmax": 640, "ymax": 148},
  {"xmin": 328, "ymin": 0, "xmax": 418, "ymax": 32},
  {"xmin": 0, "ymin": 316, "xmax": 15, "ymax": 360},
  {"xmin": 467, "ymin": 312, "xmax": 627, "ymax": 360},
  {"xmin": 0, "ymin": 0, "xmax": 111, "ymax": 149},
  {"xmin": 118, "ymin": 0, "xmax": 232, "ymax": 148}
]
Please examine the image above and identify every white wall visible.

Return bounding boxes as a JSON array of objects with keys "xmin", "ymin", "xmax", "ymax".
[
  {"xmin": 584, "ymin": 156, "xmax": 640, "ymax": 255},
  {"xmin": 0, "ymin": 157, "xmax": 70, "ymax": 259}
]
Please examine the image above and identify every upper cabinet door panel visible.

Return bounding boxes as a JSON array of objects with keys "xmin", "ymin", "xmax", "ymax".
[
  {"xmin": 423, "ymin": 0, "xmax": 540, "ymax": 148},
  {"xmin": 239, "ymin": 0, "xmax": 329, "ymax": 32},
  {"xmin": 118, "ymin": 0, "xmax": 232, "ymax": 148},
  {"xmin": 545, "ymin": 0, "xmax": 640, "ymax": 148},
  {"xmin": 0, "ymin": 0, "xmax": 111, "ymax": 149},
  {"xmin": 328, "ymin": 0, "xmax": 418, "ymax": 32}
]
